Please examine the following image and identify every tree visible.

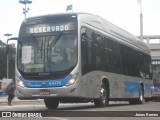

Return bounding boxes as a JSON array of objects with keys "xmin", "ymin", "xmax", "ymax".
[{"xmin": 0, "ymin": 40, "xmax": 15, "ymax": 79}]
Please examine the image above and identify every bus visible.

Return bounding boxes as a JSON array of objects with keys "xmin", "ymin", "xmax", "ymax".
[
  {"xmin": 7, "ymin": 13, "xmax": 152, "ymax": 109},
  {"xmin": 152, "ymin": 59, "xmax": 160, "ymax": 101}
]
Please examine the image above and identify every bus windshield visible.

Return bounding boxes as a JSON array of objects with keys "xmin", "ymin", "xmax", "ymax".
[{"xmin": 17, "ymin": 33, "xmax": 77, "ymax": 73}]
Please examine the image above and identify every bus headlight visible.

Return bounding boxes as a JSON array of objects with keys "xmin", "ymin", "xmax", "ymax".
[
  {"xmin": 16, "ymin": 78, "xmax": 25, "ymax": 88},
  {"xmin": 66, "ymin": 74, "xmax": 78, "ymax": 86}
]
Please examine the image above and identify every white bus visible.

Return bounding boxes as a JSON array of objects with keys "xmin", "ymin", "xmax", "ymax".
[{"xmin": 7, "ymin": 13, "xmax": 152, "ymax": 109}]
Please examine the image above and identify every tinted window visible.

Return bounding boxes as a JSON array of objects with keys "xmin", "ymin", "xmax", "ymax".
[
  {"xmin": 81, "ymin": 27, "xmax": 151, "ymax": 79},
  {"xmin": 120, "ymin": 44, "xmax": 151, "ymax": 78},
  {"xmin": 104, "ymin": 38, "xmax": 121, "ymax": 73},
  {"xmin": 81, "ymin": 28, "xmax": 94, "ymax": 75}
]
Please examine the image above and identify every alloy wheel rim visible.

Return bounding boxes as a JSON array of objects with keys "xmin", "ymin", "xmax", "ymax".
[{"xmin": 101, "ymin": 88, "xmax": 106, "ymax": 104}]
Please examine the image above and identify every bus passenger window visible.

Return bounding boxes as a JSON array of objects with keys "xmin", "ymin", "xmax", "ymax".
[{"xmin": 81, "ymin": 28, "xmax": 95, "ymax": 75}]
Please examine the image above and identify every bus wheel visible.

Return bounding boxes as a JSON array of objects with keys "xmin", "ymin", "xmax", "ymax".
[
  {"xmin": 138, "ymin": 87, "xmax": 144, "ymax": 104},
  {"xmin": 94, "ymin": 84, "xmax": 109, "ymax": 107},
  {"xmin": 129, "ymin": 87, "xmax": 144, "ymax": 104},
  {"xmin": 44, "ymin": 98, "xmax": 59, "ymax": 109}
]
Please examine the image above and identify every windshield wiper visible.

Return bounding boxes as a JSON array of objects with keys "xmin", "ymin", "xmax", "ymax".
[
  {"xmin": 41, "ymin": 40, "xmax": 43, "ymax": 61},
  {"xmin": 49, "ymin": 32, "xmax": 63, "ymax": 49}
]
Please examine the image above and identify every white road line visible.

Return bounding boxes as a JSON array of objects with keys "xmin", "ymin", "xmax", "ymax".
[{"xmin": 42, "ymin": 117, "xmax": 68, "ymax": 120}]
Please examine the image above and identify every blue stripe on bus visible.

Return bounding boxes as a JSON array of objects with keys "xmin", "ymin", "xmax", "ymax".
[
  {"xmin": 125, "ymin": 81, "xmax": 139, "ymax": 93},
  {"xmin": 125, "ymin": 81, "xmax": 151, "ymax": 93},
  {"xmin": 153, "ymin": 86, "xmax": 160, "ymax": 93},
  {"xmin": 19, "ymin": 74, "xmax": 72, "ymax": 88},
  {"xmin": 0, "ymin": 91, "xmax": 7, "ymax": 96},
  {"xmin": 144, "ymin": 84, "xmax": 151, "ymax": 93}
]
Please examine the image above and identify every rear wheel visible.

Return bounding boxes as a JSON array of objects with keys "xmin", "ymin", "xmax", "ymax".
[
  {"xmin": 94, "ymin": 83, "xmax": 109, "ymax": 107},
  {"xmin": 44, "ymin": 98, "xmax": 59, "ymax": 109},
  {"xmin": 145, "ymin": 99, "xmax": 150, "ymax": 102},
  {"xmin": 129, "ymin": 87, "xmax": 144, "ymax": 104},
  {"xmin": 138, "ymin": 87, "xmax": 144, "ymax": 104}
]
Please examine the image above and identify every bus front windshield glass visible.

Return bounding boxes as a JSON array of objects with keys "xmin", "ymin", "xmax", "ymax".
[{"xmin": 17, "ymin": 33, "xmax": 77, "ymax": 73}]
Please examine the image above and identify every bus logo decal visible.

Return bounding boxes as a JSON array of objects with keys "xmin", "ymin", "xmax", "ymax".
[{"xmin": 42, "ymin": 82, "xmax": 46, "ymax": 87}]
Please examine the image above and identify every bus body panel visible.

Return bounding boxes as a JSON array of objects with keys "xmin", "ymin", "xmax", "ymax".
[
  {"xmin": 16, "ymin": 81, "xmax": 83, "ymax": 99},
  {"xmin": 16, "ymin": 71, "xmax": 152, "ymax": 100},
  {"xmin": 14, "ymin": 13, "xmax": 152, "ymax": 104}
]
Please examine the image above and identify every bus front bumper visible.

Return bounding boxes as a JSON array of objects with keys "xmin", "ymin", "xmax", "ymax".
[{"xmin": 16, "ymin": 82, "xmax": 82, "ymax": 99}]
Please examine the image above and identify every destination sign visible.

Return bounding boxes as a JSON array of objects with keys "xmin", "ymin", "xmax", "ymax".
[{"xmin": 26, "ymin": 22, "xmax": 77, "ymax": 34}]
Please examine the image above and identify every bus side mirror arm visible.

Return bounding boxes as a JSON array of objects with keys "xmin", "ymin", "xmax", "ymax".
[
  {"xmin": 7, "ymin": 37, "xmax": 18, "ymax": 44},
  {"xmin": 6, "ymin": 37, "xmax": 20, "ymax": 55}
]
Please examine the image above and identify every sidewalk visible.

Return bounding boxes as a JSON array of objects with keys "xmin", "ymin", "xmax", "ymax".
[{"xmin": 0, "ymin": 95, "xmax": 44, "ymax": 105}]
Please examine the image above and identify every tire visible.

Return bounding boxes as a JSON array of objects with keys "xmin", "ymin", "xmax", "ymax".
[
  {"xmin": 145, "ymin": 99, "xmax": 150, "ymax": 102},
  {"xmin": 94, "ymin": 83, "xmax": 109, "ymax": 107},
  {"xmin": 129, "ymin": 100, "xmax": 135, "ymax": 104},
  {"xmin": 138, "ymin": 87, "xmax": 144, "ymax": 104},
  {"xmin": 129, "ymin": 87, "xmax": 144, "ymax": 104},
  {"xmin": 44, "ymin": 98, "xmax": 59, "ymax": 109}
]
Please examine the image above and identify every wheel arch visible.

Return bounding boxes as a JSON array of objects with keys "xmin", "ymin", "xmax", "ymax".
[{"xmin": 101, "ymin": 76, "xmax": 110, "ymax": 96}]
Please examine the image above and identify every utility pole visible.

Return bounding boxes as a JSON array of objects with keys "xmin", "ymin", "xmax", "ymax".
[
  {"xmin": 138, "ymin": 0, "xmax": 143, "ymax": 40},
  {"xmin": 140, "ymin": 6, "xmax": 143, "ymax": 40},
  {"xmin": 19, "ymin": 0, "xmax": 32, "ymax": 19},
  {"xmin": 4, "ymin": 33, "xmax": 12, "ymax": 79}
]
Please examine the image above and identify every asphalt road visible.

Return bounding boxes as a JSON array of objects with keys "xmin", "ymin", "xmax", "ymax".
[{"xmin": 0, "ymin": 100, "xmax": 160, "ymax": 120}]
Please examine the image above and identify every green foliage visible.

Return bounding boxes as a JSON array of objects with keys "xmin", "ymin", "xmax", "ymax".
[{"xmin": 0, "ymin": 40, "xmax": 15, "ymax": 79}]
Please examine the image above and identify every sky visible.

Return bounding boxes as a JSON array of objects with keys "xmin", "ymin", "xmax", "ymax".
[{"xmin": 0, "ymin": 0, "xmax": 160, "ymax": 43}]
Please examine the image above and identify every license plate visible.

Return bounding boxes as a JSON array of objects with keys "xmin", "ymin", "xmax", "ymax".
[{"xmin": 39, "ymin": 89, "xmax": 50, "ymax": 95}]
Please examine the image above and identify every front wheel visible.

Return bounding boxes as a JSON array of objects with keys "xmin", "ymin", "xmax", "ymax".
[
  {"xmin": 44, "ymin": 98, "xmax": 59, "ymax": 109},
  {"xmin": 94, "ymin": 84, "xmax": 109, "ymax": 107}
]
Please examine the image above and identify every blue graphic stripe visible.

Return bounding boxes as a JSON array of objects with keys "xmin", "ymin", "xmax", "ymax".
[
  {"xmin": 125, "ymin": 81, "xmax": 139, "ymax": 93},
  {"xmin": 144, "ymin": 84, "xmax": 151, "ymax": 93},
  {"xmin": 125, "ymin": 81, "xmax": 151, "ymax": 93},
  {"xmin": 153, "ymin": 86, "xmax": 160, "ymax": 93},
  {"xmin": 0, "ymin": 91, "xmax": 7, "ymax": 95},
  {"xmin": 19, "ymin": 74, "xmax": 72, "ymax": 88}
]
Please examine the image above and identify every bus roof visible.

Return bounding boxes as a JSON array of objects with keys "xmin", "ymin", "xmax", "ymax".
[
  {"xmin": 24, "ymin": 12, "xmax": 150, "ymax": 54},
  {"xmin": 77, "ymin": 13, "xmax": 150, "ymax": 54}
]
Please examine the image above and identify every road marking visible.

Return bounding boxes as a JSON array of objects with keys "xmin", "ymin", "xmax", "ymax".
[{"xmin": 42, "ymin": 117, "xmax": 68, "ymax": 120}]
